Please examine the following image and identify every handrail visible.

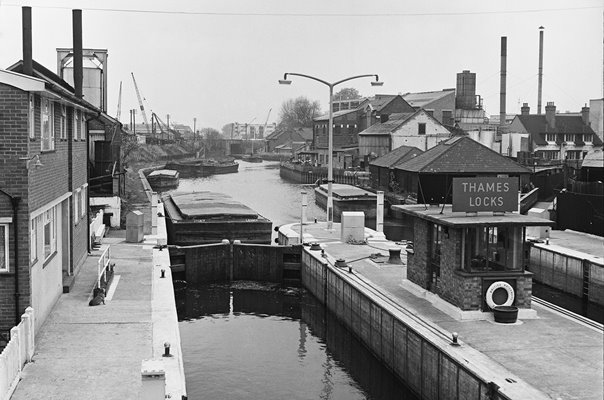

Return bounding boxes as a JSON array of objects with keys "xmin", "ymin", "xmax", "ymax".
[{"xmin": 96, "ymin": 245, "xmax": 111, "ymax": 289}]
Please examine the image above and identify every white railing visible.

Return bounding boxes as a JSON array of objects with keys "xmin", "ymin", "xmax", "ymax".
[
  {"xmin": 96, "ymin": 246, "xmax": 112, "ymax": 289},
  {"xmin": 0, "ymin": 307, "xmax": 35, "ymax": 400}
]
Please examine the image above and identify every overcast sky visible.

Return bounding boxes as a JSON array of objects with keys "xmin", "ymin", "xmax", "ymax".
[{"xmin": 0, "ymin": 0, "xmax": 602, "ymax": 130}]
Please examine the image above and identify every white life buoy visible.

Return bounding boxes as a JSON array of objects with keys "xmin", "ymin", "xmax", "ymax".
[{"xmin": 485, "ymin": 281, "xmax": 515, "ymax": 309}]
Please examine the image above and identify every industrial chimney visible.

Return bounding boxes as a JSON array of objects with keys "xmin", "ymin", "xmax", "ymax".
[
  {"xmin": 22, "ymin": 6, "xmax": 33, "ymax": 76},
  {"xmin": 500, "ymin": 36, "xmax": 507, "ymax": 129},
  {"xmin": 537, "ymin": 26, "xmax": 544, "ymax": 114},
  {"xmin": 72, "ymin": 9, "xmax": 83, "ymax": 99}
]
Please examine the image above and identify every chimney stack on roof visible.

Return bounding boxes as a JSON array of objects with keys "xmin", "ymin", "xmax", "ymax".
[
  {"xmin": 581, "ymin": 105, "xmax": 590, "ymax": 126},
  {"xmin": 545, "ymin": 101, "xmax": 556, "ymax": 129},
  {"xmin": 72, "ymin": 9, "xmax": 83, "ymax": 99},
  {"xmin": 521, "ymin": 103, "xmax": 530, "ymax": 115},
  {"xmin": 22, "ymin": 6, "xmax": 33, "ymax": 76}
]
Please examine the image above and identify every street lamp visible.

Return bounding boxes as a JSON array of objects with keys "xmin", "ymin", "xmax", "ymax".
[{"xmin": 279, "ymin": 72, "xmax": 383, "ymax": 229}]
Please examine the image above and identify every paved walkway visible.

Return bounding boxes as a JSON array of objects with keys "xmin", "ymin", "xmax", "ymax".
[
  {"xmin": 297, "ymin": 222, "xmax": 604, "ymax": 400},
  {"xmin": 11, "ymin": 230, "xmax": 154, "ymax": 400}
]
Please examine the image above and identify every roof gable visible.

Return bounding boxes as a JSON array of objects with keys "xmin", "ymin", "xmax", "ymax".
[{"xmin": 396, "ymin": 136, "xmax": 531, "ymax": 174}]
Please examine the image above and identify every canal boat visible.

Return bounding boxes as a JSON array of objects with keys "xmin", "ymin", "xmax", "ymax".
[
  {"xmin": 164, "ymin": 159, "xmax": 239, "ymax": 177},
  {"xmin": 162, "ymin": 191, "xmax": 272, "ymax": 245},
  {"xmin": 146, "ymin": 169, "xmax": 180, "ymax": 191},
  {"xmin": 314, "ymin": 183, "xmax": 377, "ymax": 221},
  {"xmin": 242, "ymin": 154, "xmax": 263, "ymax": 163}
]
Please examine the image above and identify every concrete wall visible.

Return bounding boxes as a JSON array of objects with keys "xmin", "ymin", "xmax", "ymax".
[
  {"xmin": 529, "ymin": 244, "xmax": 604, "ymax": 305},
  {"xmin": 301, "ymin": 249, "xmax": 513, "ymax": 400}
]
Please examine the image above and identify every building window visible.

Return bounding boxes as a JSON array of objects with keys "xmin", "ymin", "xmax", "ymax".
[
  {"xmin": 74, "ymin": 110, "xmax": 79, "ymax": 141},
  {"xmin": 59, "ymin": 104, "xmax": 67, "ymax": 140},
  {"xmin": 74, "ymin": 189, "xmax": 81, "ymax": 224},
  {"xmin": 43, "ymin": 208, "xmax": 57, "ymax": 262},
  {"xmin": 584, "ymin": 134, "xmax": 592, "ymax": 143},
  {"xmin": 564, "ymin": 134, "xmax": 574, "ymax": 142},
  {"xmin": 545, "ymin": 133, "xmax": 556, "ymax": 142},
  {"xmin": 30, "ymin": 217, "xmax": 38, "ymax": 263},
  {"xmin": 418, "ymin": 123, "xmax": 426, "ymax": 135},
  {"xmin": 0, "ymin": 224, "xmax": 8, "ymax": 272},
  {"xmin": 41, "ymin": 98, "xmax": 55, "ymax": 151},
  {"xmin": 29, "ymin": 94, "xmax": 35, "ymax": 139},
  {"xmin": 80, "ymin": 111, "xmax": 86, "ymax": 141},
  {"xmin": 81, "ymin": 186, "xmax": 87, "ymax": 218}
]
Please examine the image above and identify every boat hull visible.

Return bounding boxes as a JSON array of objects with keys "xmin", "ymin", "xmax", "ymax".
[
  {"xmin": 164, "ymin": 160, "xmax": 239, "ymax": 177},
  {"xmin": 314, "ymin": 184, "xmax": 377, "ymax": 221},
  {"xmin": 163, "ymin": 192, "xmax": 272, "ymax": 245}
]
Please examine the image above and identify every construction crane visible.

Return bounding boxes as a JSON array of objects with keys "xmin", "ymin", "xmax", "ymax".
[
  {"xmin": 262, "ymin": 108, "xmax": 272, "ymax": 138},
  {"xmin": 115, "ymin": 81, "xmax": 122, "ymax": 122},
  {"xmin": 131, "ymin": 72, "xmax": 150, "ymax": 134}
]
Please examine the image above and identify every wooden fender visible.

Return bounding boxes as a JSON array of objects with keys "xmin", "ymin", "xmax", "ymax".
[{"xmin": 485, "ymin": 281, "xmax": 515, "ymax": 309}]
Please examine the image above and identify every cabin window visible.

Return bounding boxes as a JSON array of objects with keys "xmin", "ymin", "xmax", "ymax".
[
  {"xmin": 0, "ymin": 224, "xmax": 8, "ymax": 272},
  {"xmin": 418, "ymin": 123, "xmax": 426, "ymax": 135},
  {"xmin": 41, "ymin": 99, "xmax": 55, "ymax": 151},
  {"xmin": 463, "ymin": 226, "xmax": 520, "ymax": 272},
  {"xmin": 430, "ymin": 224, "xmax": 442, "ymax": 274}
]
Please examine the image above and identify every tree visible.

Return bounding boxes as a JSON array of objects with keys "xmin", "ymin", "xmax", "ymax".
[
  {"xmin": 201, "ymin": 127, "xmax": 221, "ymax": 151},
  {"xmin": 221, "ymin": 123, "xmax": 234, "ymax": 138},
  {"xmin": 278, "ymin": 96, "xmax": 321, "ymax": 129},
  {"xmin": 334, "ymin": 87, "xmax": 361, "ymax": 101}
]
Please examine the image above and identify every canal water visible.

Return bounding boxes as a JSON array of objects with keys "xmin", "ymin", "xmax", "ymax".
[{"xmin": 173, "ymin": 161, "xmax": 417, "ymax": 399}]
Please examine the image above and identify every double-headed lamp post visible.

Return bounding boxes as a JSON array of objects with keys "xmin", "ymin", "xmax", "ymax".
[{"xmin": 279, "ymin": 73, "xmax": 383, "ymax": 229}]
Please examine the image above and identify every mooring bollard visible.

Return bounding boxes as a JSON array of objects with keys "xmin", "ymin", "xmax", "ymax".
[
  {"xmin": 387, "ymin": 248, "xmax": 403, "ymax": 265},
  {"xmin": 163, "ymin": 342, "xmax": 172, "ymax": 357},
  {"xmin": 451, "ymin": 332, "xmax": 460, "ymax": 346},
  {"xmin": 160, "ymin": 269, "xmax": 165, "ymax": 279}
]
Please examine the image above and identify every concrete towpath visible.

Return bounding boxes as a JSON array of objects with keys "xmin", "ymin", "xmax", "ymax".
[
  {"xmin": 296, "ymin": 221, "xmax": 604, "ymax": 400},
  {"xmin": 10, "ymin": 230, "xmax": 154, "ymax": 400}
]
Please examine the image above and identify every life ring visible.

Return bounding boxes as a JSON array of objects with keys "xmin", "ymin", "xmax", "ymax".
[{"xmin": 485, "ymin": 281, "xmax": 515, "ymax": 309}]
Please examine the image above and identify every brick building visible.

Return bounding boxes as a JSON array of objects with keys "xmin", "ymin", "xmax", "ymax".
[{"xmin": 0, "ymin": 62, "xmax": 97, "ymax": 332}]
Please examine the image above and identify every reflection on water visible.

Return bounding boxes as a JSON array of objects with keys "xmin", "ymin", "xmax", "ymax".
[
  {"xmin": 172, "ymin": 161, "xmax": 413, "ymax": 242},
  {"xmin": 176, "ymin": 282, "xmax": 418, "ymax": 400}
]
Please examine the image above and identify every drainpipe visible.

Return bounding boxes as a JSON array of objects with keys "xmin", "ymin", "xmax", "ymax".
[{"xmin": 0, "ymin": 189, "xmax": 22, "ymax": 326}]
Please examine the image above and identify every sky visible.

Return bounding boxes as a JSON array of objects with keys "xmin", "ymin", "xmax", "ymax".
[{"xmin": 0, "ymin": 0, "xmax": 602, "ymax": 131}]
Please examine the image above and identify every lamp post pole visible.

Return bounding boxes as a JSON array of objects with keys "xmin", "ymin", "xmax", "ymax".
[{"xmin": 279, "ymin": 73, "xmax": 383, "ymax": 229}]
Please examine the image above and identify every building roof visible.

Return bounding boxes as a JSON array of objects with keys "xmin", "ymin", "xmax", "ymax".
[
  {"xmin": 514, "ymin": 114, "xmax": 602, "ymax": 145},
  {"xmin": 395, "ymin": 136, "xmax": 531, "ymax": 174},
  {"xmin": 393, "ymin": 204, "xmax": 555, "ymax": 227},
  {"xmin": 370, "ymin": 145, "xmax": 423, "ymax": 168},
  {"xmin": 313, "ymin": 108, "xmax": 357, "ymax": 121},
  {"xmin": 402, "ymin": 89, "xmax": 455, "ymax": 108},
  {"xmin": 581, "ymin": 149, "xmax": 604, "ymax": 168},
  {"xmin": 358, "ymin": 112, "xmax": 416, "ymax": 135}
]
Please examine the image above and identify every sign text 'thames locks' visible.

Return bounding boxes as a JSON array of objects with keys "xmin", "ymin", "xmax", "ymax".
[{"xmin": 452, "ymin": 177, "xmax": 518, "ymax": 212}]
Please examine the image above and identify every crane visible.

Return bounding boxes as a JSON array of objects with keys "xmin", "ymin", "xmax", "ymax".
[
  {"xmin": 262, "ymin": 108, "xmax": 272, "ymax": 138},
  {"xmin": 115, "ymin": 81, "xmax": 122, "ymax": 122},
  {"xmin": 131, "ymin": 72, "xmax": 150, "ymax": 134}
]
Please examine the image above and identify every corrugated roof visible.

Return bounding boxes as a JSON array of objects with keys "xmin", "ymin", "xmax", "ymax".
[
  {"xmin": 314, "ymin": 108, "xmax": 357, "ymax": 121},
  {"xmin": 358, "ymin": 112, "xmax": 416, "ymax": 135},
  {"xmin": 370, "ymin": 145, "xmax": 424, "ymax": 168},
  {"xmin": 402, "ymin": 89, "xmax": 455, "ymax": 107},
  {"xmin": 581, "ymin": 149, "xmax": 604, "ymax": 168},
  {"xmin": 395, "ymin": 136, "xmax": 531, "ymax": 174}
]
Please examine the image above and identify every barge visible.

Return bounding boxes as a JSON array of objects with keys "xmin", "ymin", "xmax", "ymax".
[
  {"xmin": 146, "ymin": 169, "xmax": 180, "ymax": 191},
  {"xmin": 162, "ymin": 191, "xmax": 272, "ymax": 245},
  {"xmin": 314, "ymin": 183, "xmax": 377, "ymax": 221},
  {"xmin": 164, "ymin": 159, "xmax": 238, "ymax": 177}
]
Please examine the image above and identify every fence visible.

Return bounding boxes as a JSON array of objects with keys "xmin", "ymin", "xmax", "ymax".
[{"xmin": 0, "ymin": 307, "xmax": 34, "ymax": 400}]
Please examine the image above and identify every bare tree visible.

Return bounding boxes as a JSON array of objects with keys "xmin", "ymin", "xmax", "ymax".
[{"xmin": 278, "ymin": 96, "xmax": 321, "ymax": 129}]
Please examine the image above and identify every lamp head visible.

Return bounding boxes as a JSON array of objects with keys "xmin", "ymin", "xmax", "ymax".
[
  {"xmin": 279, "ymin": 79, "xmax": 292, "ymax": 85},
  {"xmin": 371, "ymin": 74, "xmax": 384, "ymax": 87}
]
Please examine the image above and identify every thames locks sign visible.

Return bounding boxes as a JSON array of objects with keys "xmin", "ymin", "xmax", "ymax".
[{"xmin": 452, "ymin": 177, "xmax": 518, "ymax": 212}]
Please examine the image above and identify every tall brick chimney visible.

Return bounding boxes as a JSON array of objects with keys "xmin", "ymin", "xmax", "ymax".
[
  {"xmin": 22, "ymin": 6, "xmax": 33, "ymax": 76},
  {"xmin": 521, "ymin": 103, "xmax": 530, "ymax": 115},
  {"xmin": 581, "ymin": 105, "xmax": 590, "ymax": 126},
  {"xmin": 545, "ymin": 102, "xmax": 556, "ymax": 129},
  {"xmin": 72, "ymin": 9, "xmax": 83, "ymax": 99}
]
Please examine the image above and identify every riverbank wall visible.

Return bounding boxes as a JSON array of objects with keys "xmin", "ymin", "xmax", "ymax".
[{"xmin": 301, "ymin": 249, "xmax": 510, "ymax": 399}]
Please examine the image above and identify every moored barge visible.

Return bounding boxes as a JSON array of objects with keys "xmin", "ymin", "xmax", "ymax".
[
  {"xmin": 163, "ymin": 191, "xmax": 272, "ymax": 245},
  {"xmin": 314, "ymin": 184, "xmax": 377, "ymax": 221},
  {"xmin": 146, "ymin": 169, "xmax": 180, "ymax": 191},
  {"xmin": 164, "ymin": 159, "xmax": 238, "ymax": 177}
]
